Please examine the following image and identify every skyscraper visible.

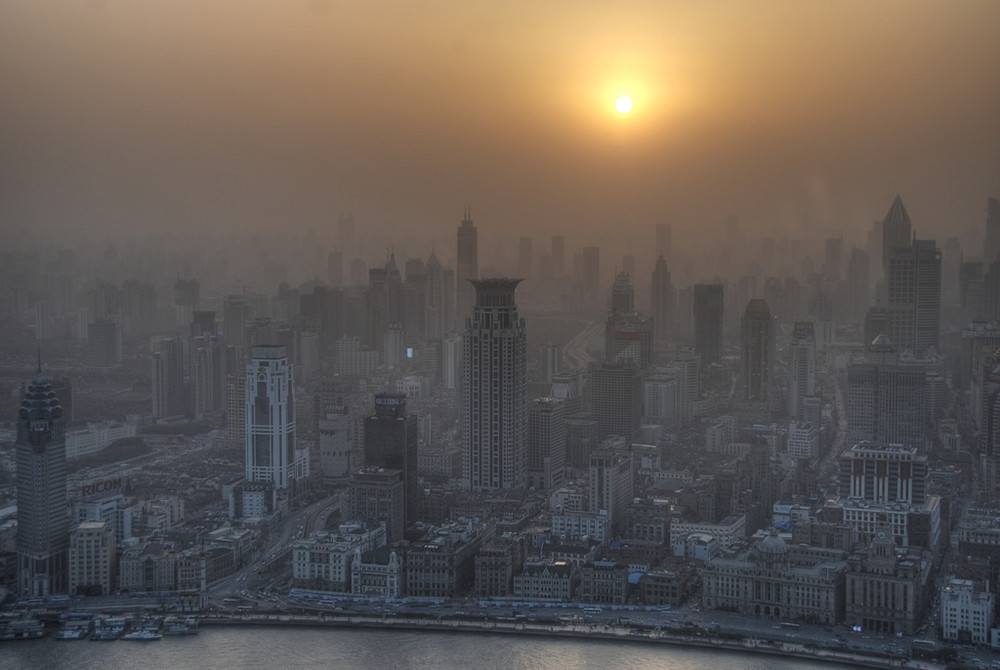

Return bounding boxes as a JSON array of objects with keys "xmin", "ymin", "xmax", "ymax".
[
  {"xmin": 150, "ymin": 336, "xmax": 185, "ymax": 419},
  {"xmin": 847, "ymin": 334, "xmax": 925, "ymax": 449},
  {"xmin": 245, "ymin": 345, "xmax": 307, "ymax": 490},
  {"xmin": 650, "ymin": 255, "xmax": 674, "ymax": 353},
  {"xmin": 788, "ymin": 322, "xmax": 816, "ymax": 419},
  {"xmin": 462, "ymin": 279, "xmax": 527, "ymax": 491},
  {"xmin": 693, "ymin": 283, "xmax": 724, "ymax": 368},
  {"xmin": 364, "ymin": 393, "xmax": 419, "ymax": 523},
  {"xmin": 984, "ymin": 197, "xmax": 1000, "ymax": 265},
  {"xmin": 589, "ymin": 362, "xmax": 643, "ymax": 442},
  {"xmin": 17, "ymin": 368, "xmax": 69, "ymax": 596},
  {"xmin": 741, "ymin": 299, "xmax": 776, "ymax": 402},
  {"xmin": 456, "ymin": 207, "xmax": 479, "ymax": 318},
  {"xmin": 887, "ymin": 239, "xmax": 941, "ymax": 355},
  {"xmin": 881, "ymin": 195, "xmax": 912, "ymax": 276},
  {"xmin": 527, "ymin": 398, "xmax": 566, "ymax": 491},
  {"xmin": 655, "ymin": 223, "xmax": 672, "ymax": 261}
]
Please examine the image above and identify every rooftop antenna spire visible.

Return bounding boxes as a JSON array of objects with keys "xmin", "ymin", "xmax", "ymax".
[{"xmin": 36, "ymin": 345, "xmax": 42, "ymax": 374}]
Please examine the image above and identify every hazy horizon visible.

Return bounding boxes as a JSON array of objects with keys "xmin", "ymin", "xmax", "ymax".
[{"xmin": 3, "ymin": 1, "xmax": 998, "ymax": 254}]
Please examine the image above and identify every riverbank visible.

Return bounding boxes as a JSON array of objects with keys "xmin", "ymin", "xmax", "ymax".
[{"xmin": 197, "ymin": 612, "xmax": 942, "ymax": 670}]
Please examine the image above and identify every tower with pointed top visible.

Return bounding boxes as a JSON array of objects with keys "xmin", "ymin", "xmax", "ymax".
[
  {"xmin": 16, "ymin": 367, "xmax": 69, "ymax": 596},
  {"xmin": 456, "ymin": 207, "xmax": 479, "ymax": 320},
  {"xmin": 462, "ymin": 279, "xmax": 527, "ymax": 491}
]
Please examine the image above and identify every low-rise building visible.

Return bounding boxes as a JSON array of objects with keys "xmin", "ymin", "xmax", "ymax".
[
  {"xmin": 702, "ymin": 534, "xmax": 845, "ymax": 624},
  {"xmin": 512, "ymin": 560, "xmax": 575, "ymax": 602},
  {"xmin": 291, "ymin": 521, "xmax": 387, "ymax": 594},
  {"xmin": 68, "ymin": 521, "xmax": 116, "ymax": 596},
  {"xmin": 941, "ymin": 578, "xmax": 994, "ymax": 645}
]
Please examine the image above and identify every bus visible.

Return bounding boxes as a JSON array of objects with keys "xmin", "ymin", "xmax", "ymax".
[
  {"xmin": 583, "ymin": 607, "xmax": 603, "ymax": 615},
  {"xmin": 913, "ymin": 640, "xmax": 937, "ymax": 649},
  {"xmin": 779, "ymin": 622, "xmax": 801, "ymax": 630}
]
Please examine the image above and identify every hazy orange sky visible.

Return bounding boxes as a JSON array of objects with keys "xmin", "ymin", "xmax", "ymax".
[{"xmin": 2, "ymin": 1, "xmax": 998, "ymax": 251}]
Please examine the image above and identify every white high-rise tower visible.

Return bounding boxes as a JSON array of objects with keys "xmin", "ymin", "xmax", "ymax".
[{"xmin": 245, "ymin": 345, "xmax": 307, "ymax": 489}]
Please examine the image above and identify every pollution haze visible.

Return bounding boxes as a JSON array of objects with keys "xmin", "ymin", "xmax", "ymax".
[{"xmin": 2, "ymin": 1, "xmax": 999, "ymax": 254}]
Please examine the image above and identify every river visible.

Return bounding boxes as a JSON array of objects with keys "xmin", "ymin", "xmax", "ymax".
[{"xmin": 4, "ymin": 625, "xmax": 860, "ymax": 670}]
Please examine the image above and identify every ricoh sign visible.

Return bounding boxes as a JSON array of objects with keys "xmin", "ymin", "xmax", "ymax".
[{"xmin": 80, "ymin": 477, "xmax": 125, "ymax": 499}]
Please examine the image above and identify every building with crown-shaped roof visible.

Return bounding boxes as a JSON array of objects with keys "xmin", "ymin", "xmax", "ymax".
[{"xmin": 16, "ymin": 367, "xmax": 69, "ymax": 597}]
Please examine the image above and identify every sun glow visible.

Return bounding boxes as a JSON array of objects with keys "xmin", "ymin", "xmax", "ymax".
[{"xmin": 615, "ymin": 96, "xmax": 633, "ymax": 114}]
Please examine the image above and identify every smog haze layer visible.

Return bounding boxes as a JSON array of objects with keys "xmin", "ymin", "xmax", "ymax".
[{"xmin": 2, "ymin": 1, "xmax": 998, "ymax": 257}]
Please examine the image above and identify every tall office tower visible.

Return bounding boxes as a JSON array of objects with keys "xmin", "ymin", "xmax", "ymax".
[
  {"xmin": 881, "ymin": 195, "xmax": 912, "ymax": 277},
  {"xmin": 741, "ymin": 299, "xmax": 776, "ymax": 402},
  {"xmin": 788, "ymin": 322, "xmax": 816, "ymax": 420},
  {"xmin": 327, "ymin": 250, "xmax": 344, "ymax": 287},
  {"xmin": 644, "ymin": 370, "xmax": 679, "ymax": 431},
  {"xmin": 668, "ymin": 348, "xmax": 700, "ymax": 425},
  {"xmin": 838, "ymin": 442, "xmax": 927, "ymax": 506},
  {"xmin": 609, "ymin": 271, "xmax": 634, "ymax": 315},
  {"xmin": 887, "ymin": 239, "xmax": 942, "ymax": 355},
  {"xmin": 864, "ymin": 305, "xmax": 890, "ymax": 348},
  {"xmin": 190, "ymin": 310, "xmax": 217, "ymax": 338},
  {"xmin": 551, "ymin": 236, "xmax": 565, "ymax": 278},
  {"xmin": 456, "ymin": 207, "xmax": 479, "ymax": 318},
  {"xmin": 223, "ymin": 295, "xmax": 253, "ymax": 349},
  {"xmin": 589, "ymin": 362, "xmax": 643, "ymax": 442},
  {"xmin": 650, "ymin": 255, "xmax": 675, "ymax": 353},
  {"xmin": 846, "ymin": 248, "xmax": 870, "ymax": 320},
  {"xmin": 847, "ymin": 334, "xmax": 926, "ymax": 449},
  {"xmin": 693, "ymin": 283, "xmax": 724, "ymax": 368},
  {"xmin": 582, "ymin": 246, "xmax": 601, "ymax": 310},
  {"xmin": 542, "ymin": 341, "xmax": 561, "ymax": 384},
  {"xmin": 150, "ymin": 336, "xmax": 185, "ymax": 419},
  {"xmin": 191, "ymin": 334, "xmax": 226, "ymax": 417},
  {"xmin": 656, "ymin": 223, "xmax": 672, "ymax": 261},
  {"xmin": 982, "ymin": 354, "xmax": 1000, "ymax": 491},
  {"xmin": 68, "ymin": 521, "xmax": 115, "ymax": 596},
  {"xmin": 364, "ymin": 394, "xmax": 419, "ymax": 524},
  {"xmin": 518, "ymin": 237, "xmax": 533, "ymax": 279},
  {"xmin": 961, "ymin": 261, "xmax": 986, "ymax": 323},
  {"xmin": 588, "ymin": 447, "xmax": 633, "ymax": 536},
  {"xmin": 823, "ymin": 238, "xmax": 844, "ymax": 282},
  {"xmin": 16, "ymin": 368, "xmax": 69, "ymax": 596},
  {"xmin": 984, "ymin": 197, "xmax": 1000, "ymax": 265},
  {"xmin": 605, "ymin": 272, "xmax": 652, "ymax": 367},
  {"xmin": 442, "ymin": 332, "xmax": 462, "ymax": 390},
  {"xmin": 173, "ymin": 278, "xmax": 200, "ymax": 327},
  {"xmin": 318, "ymin": 404, "xmax": 351, "ymax": 480},
  {"xmin": 425, "ymin": 252, "xmax": 447, "ymax": 340},
  {"xmin": 404, "ymin": 257, "xmax": 428, "ymax": 338},
  {"xmin": 84, "ymin": 320, "xmax": 120, "ymax": 371},
  {"xmin": 527, "ymin": 398, "xmax": 566, "ymax": 491},
  {"xmin": 462, "ymin": 279, "xmax": 527, "ymax": 491},
  {"xmin": 385, "ymin": 253, "xmax": 403, "ymax": 326},
  {"xmin": 366, "ymin": 266, "xmax": 388, "ymax": 351},
  {"xmin": 245, "ymin": 345, "xmax": 306, "ymax": 490}
]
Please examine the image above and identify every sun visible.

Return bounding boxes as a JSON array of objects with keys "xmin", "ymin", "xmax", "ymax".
[{"xmin": 615, "ymin": 96, "xmax": 633, "ymax": 114}]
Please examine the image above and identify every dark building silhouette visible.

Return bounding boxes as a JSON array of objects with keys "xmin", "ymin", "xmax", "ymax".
[
  {"xmin": 17, "ymin": 367, "xmax": 69, "ymax": 597},
  {"xmin": 364, "ymin": 393, "xmax": 419, "ymax": 524},
  {"xmin": 693, "ymin": 283, "xmax": 724, "ymax": 368},
  {"xmin": 456, "ymin": 207, "xmax": 479, "ymax": 319}
]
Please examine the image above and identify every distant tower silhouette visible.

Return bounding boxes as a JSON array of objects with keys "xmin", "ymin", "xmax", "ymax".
[
  {"xmin": 456, "ymin": 207, "xmax": 479, "ymax": 319},
  {"xmin": 462, "ymin": 279, "xmax": 527, "ymax": 491},
  {"xmin": 650, "ymin": 255, "xmax": 674, "ymax": 354},
  {"xmin": 693, "ymin": 283, "xmax": 724, "ymax": 368},
  {"xmin": 741, "ymin": 299, "xmax": 776, "ymax": 402}
]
